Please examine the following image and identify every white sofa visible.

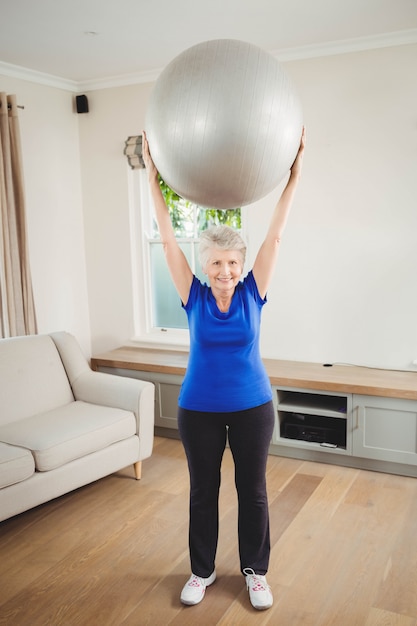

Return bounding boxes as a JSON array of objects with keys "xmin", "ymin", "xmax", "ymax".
[{"xmin": 0, "ymin": 332, "xmax": 155, "ymax": 522}]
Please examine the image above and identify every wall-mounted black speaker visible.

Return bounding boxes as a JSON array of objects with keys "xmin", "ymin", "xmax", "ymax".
[{"xmin": 76, "ymin": 95, "xmax": 89, "ymax": 114}]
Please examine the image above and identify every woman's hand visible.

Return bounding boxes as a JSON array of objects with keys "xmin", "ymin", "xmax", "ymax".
[
  {"xmin": 142, "ymin": 131, "xmax": 158, "ymax": 181},
  {"xmin": 290, "ymin": 126, "xmax": 306, "ymax": 179}
]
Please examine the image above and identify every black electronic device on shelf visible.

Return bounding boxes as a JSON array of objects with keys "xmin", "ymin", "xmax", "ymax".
[{"xmin": 281, "ymin": 412, "xmax": 346, "ymax": 447}]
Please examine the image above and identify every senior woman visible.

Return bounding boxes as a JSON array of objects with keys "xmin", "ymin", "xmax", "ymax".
[{"xmin": 142, "ymin": 128, "xmax": 305, "ymax": 610}]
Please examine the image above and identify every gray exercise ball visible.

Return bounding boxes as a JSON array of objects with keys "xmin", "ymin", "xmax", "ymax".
[{"xmin": 146, "ymin": 39, "xmax": 303, "ymax": 209}]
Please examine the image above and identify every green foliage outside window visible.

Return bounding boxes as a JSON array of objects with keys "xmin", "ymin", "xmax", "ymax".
[{"xmin": 157, "ymin": 176, "xmax": 241, "ymax": 237}]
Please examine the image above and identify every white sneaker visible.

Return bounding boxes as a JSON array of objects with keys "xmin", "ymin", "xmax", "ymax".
[
  {"xmin": 243, "ymin": 568, "xmax": 273, "ymax": 610},
  {"xmin": 180, "ymin": 571, "xmax": 216, "ymax": 605}
]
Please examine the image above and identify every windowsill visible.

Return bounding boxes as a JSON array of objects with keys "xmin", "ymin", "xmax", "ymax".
[{"xmin": 128, "ymin": 330, "xmax": 190, "ymax": 353}]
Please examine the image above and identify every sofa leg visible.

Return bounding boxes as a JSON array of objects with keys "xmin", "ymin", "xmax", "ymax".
[{"xmin": 133, "ymin": 461, "xmax": 142, "ymax": 480}]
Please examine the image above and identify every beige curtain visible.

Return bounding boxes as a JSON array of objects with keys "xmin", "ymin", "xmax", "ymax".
[{"xmin": 0, "ymin": 93, "xmax": 37, "ymax": 337}]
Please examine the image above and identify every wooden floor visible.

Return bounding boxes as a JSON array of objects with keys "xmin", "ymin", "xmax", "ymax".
[{"xmin": 1, "ymin": 436, "xmax": 417, "ymax": 626}]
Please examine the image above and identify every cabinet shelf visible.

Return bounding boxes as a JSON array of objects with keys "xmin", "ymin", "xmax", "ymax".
[
  {"xmin": 276, "ymin": 388, "xmax": 350, "ymax": 450},
  {"xmin": 277, "ymin": 390, "xmax": 348, "ymax": 419}
]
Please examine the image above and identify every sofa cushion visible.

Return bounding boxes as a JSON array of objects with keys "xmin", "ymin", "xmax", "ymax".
[
  {"xmin": 0, "ymin": 334, "xmax": 74, "ymax": 427},
  {"xmin": 0, "ymin": 401, "xmax": 136, "ymax": 471},
  {"xmin": 0, "ymin": 442, "xmax": 35, "ymax": 488}
]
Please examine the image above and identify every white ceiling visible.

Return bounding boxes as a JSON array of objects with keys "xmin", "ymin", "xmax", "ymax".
[{"xmin": 1, "ymin": 0, "xmax": 417, "ymax": 89}]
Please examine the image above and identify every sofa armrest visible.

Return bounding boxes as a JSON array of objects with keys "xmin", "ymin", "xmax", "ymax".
[
  {"xmin": 73, "ymin": 370, "xmax": 155, "ymax": 459},
  {"xmin": 49, "ymin": 331, "xmax": 90, "ymax": 385},
  {"xmin": 49, "ymin": 331, "xmax": 155, "ymax": 459}
]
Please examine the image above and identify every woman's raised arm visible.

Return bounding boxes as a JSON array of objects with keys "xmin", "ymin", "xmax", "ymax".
[
  {"xmin": 142, "ymin": 132, "xmax": 193, "ymax": 305},
  {"xmin": 252, "ymin": 127, "xmax": 306, "ymax": 299}
]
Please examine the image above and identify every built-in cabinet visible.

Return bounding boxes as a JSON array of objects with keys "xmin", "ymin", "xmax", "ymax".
[
  {"xmin": 274, "ymin": 387, "xmax": 352, "ymax": 455},
  {"xmin": 352, "ymin": 395, "xmax": 417, "ymax": 465},
  {"xmin": 273, "ymin": 388, "xmax": 417, "ymax": 471},
  {"xmin": 92, "ymin": 348, "xmax": 417, "ymax": 477}
]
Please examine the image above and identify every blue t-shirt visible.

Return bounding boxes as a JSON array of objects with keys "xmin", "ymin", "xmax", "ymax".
[{"xmin": 178, "ymin": 270, "xmax": 272, "ymax": 412}]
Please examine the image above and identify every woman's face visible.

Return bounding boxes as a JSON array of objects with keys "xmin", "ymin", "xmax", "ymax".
[{"xmin": 204, "ymin": 248, "xmax": 243, "ymax": 297}]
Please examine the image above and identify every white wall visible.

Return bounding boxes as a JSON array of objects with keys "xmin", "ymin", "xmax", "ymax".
[
  {"xmin": 77, "ymin": 83, "xmax": 153, "ymax": 354},
  {"xmin": 0, "ymin": 75, "xmax": 91, "ymax": 354},
  {"xmin": 2, "ymin": 43, "xmax": 416, "ymax": 369},
  {"xmin": 252, "ymin": 45, "xmax": 417, "ymax": 368}
]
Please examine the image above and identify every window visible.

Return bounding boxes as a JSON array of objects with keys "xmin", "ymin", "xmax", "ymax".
[{"xmin": 128, "ymin": 167, "xmax": 242, "ymax": 345}]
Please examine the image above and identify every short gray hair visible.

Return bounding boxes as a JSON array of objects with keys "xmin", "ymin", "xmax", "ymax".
[{"xmin": 198, "ymin": 225, "xmax": 246, "ymax": 270}]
